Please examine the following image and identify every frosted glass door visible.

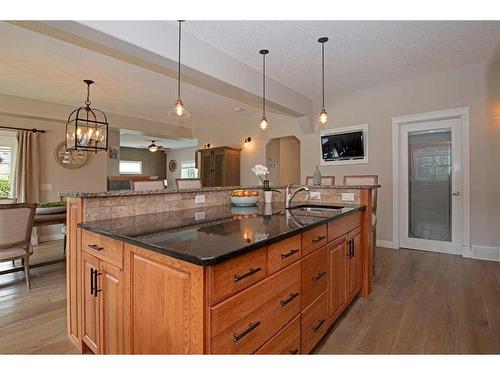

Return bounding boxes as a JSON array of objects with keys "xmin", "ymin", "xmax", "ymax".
[
  {"xmin": 408, "ymin": 130, "xmax": 452, "ymax": 242},
  {"xmin": 399, "ymin": 117, "xmax": 462, "ymax": 255}
]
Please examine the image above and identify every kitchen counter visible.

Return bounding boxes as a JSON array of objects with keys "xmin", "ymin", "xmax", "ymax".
[{"xmin": 78, "ymin": 202, "xmax": 364, "ymax": 265}]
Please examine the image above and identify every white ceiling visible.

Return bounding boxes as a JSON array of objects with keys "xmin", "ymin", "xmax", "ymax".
[
  {"xmin": 119, "ymin": 130, "xmax": 197, "ymax": 149},
  {"xmin": 2, "ymin": 20, "xmax": 500, "ymax": 134},
  {"xmin": 183, "ymin": 21, "xmax": 500, "ymax": 99},
  {"xmin": 0, "ymin": 22, "xmax": 263, "ymax": 130}
]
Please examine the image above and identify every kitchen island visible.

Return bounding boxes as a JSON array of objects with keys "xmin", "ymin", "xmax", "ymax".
[{"xmin": 63, "ymin": 185, "xmax": 378, "ymax": 354}]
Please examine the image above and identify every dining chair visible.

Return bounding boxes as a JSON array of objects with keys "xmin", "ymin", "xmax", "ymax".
[
  {"xmin": 176, "ymin": 179, "xmax": 202, "ymax": 189},
  {"xmin": 131, "ymin": 180, "xmax": 165, "ymax": 191},
  {"xmin": 0, "ymin": 203, "xmax": 36, "ymax": 290},
  {"xmin": 305, "ymin": 176, "xmax": 335, "ymax": 186},
  {"xmin": 343, "ymin": 175, "xmax": 379, "ymax": 246}
]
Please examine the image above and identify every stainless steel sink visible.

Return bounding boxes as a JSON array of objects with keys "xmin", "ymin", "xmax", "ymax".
[{"xmin": 287, "ymin": 204, "xmax": 344, "ymax": 213}]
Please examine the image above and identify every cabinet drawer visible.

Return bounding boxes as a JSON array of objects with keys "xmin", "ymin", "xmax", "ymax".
[
  {"xmin": 82, "ymin": 230, "xmax": 123, "ymax": 269},
  {"xmin": 328, "ymin": 211, "xmax": 361, "ymax": 242},
  {"xmin": 301, "ymin": 292, "xmax": 328, "ymax": 353},
  {"xmin": 302, "ymin": 225, "xmax": 327, "ymax": 256},
  {"xmin": 267, "ymin": 235, "xmax": 301, "ymax": 275},
  {"xmin": 301, "ymin": 247, "xmax": 327, "ymax": 310},
  {"xmin": 210, "ymin": 262, "xmax": 301, "ymax": 354},
  {"xmin": 255, "ymin": 315, "xmax": 301, "ymax": 354},
  {"xmin": 209, "ymin": 247, "xmax": 267, "ymax": 306}
]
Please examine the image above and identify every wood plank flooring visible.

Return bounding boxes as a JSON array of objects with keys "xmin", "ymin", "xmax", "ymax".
[
  {"xmin": 315, "ymin": 247, "xmax": 500, "ymax": 354},
  {"xmin": 1, "ymin": 242, "xmax": 499, "ymax": 354}
]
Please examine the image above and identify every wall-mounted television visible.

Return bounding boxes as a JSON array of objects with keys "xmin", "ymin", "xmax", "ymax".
[{"xmin": 321, "ymin": 131, "xmax": 364, "ymax": 161}]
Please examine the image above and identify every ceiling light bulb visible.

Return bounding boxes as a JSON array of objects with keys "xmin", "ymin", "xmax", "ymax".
[
  {"xmin": 319, "ymin": 109, "xmax": 328, "ymax": 125},
  {"xmin": 259, "ymin": 116, "xmax": 268, "ymax": 130},
  {"xmin": 168, "ymin": 99, "xmax": 190, "ymax": 119},
  {"xmin": 148, "ymin": 141, "xmax": 159, "ymax": 152}
]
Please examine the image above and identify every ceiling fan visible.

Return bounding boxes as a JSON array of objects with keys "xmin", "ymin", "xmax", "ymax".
[{"xmin": 147, "ymin": 140, "xmax": 169, "ymax": 153}]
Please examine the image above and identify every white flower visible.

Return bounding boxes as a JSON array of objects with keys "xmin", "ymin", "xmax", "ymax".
[{"xmin": 252, "ymin": 164, "xmax": 269, "ymax": 177}]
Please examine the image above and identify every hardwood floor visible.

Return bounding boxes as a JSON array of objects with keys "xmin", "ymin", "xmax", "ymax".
[
  {"xmin": 315, "ymin": 247, "xmax": 500, "ymax": 354},
  {"xmin": 0, "ymin": 240, "xmax": 78, "ymax": 354},
  {"xmin": 1, "ymin": 242, "xmax": 499, "ymax": 354}
]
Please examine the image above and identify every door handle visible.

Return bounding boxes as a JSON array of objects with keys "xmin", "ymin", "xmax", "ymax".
[
  {"xmin": 93, "ymin": 271, "xmax": 102, "ymax": 297},
  {"xmin": 450, "ymin": 191, "xmax": 460, "ymax": 196}
]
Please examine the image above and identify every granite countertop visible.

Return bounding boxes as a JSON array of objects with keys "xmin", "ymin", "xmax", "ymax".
[
  {"xmin": 78, "ymin": 202, "xmax": 365, "ymax": 265},
  {"xmin": 60, "ymin": 184, "xmax": 381, "ymax": 198}
]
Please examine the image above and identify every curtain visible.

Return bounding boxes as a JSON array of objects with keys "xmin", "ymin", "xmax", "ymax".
[
  {"xmin": 14, "ymin": 130, "xmax": 41, "ymax": 245},
  {"xmin": 14, "ymin": 130, "xmax": 40, "ymax": 204}
]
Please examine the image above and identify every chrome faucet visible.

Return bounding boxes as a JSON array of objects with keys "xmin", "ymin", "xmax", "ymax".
[{"xmin": 285, "ymin": 184, "xmax": 310, "ymax": 208}]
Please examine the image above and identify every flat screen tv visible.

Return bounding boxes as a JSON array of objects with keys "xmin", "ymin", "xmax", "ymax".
[{"xmin": 321, "ymin": 131, "xmax": 364, "ymax": 161}]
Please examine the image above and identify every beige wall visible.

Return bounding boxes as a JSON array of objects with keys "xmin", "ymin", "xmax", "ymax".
[
  {"xmin": 165, "ymin": 146, "xmax": 198, "ymax": 187},
  {"xmin": 300, "ymin": 61, "xmax": 500, "ymax": 248},
  {"xmin": 119, "ymin": 147, "xmax": 167, "ymax": 180},
  {"xmin": 193, "ymin": 62, "xmax": 500, "ymax": 249}
]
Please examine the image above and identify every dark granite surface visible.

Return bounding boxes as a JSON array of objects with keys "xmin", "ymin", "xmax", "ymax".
[
  {"xmin": 79, "ymin": 202, "xmax": 364, "ymax": 265},
  {"xmin": 60, "ymin": 184, "xmax": 380, "ymax": 198}
]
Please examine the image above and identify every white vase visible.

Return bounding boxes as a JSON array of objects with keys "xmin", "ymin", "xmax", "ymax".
[{"xmin": 264, "ymin": 191, "xmax": 273, "ymax": 203}]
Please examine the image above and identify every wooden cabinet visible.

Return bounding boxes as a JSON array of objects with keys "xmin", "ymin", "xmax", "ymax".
[
  {"xmin": 82, "ymin": 251, "xmax": 100, "ymax": 353},
  {"xmin": 72, "ymin": 206, "xmax": 369, "ymax": 355},
  {"xmin": 326, "ymin": 237, "xmax": 348, "ymax": 318},
  {"xmin": 255, "ymin": 315, "xmax": 301, "ymax": 354},
  {"xmin": 99, "ymin": 261, "xmax": 124, "ymax": 354},
  {"xmin": 126, "ymin": 244, "xmax": 204, "ymax": 354},
  {"xmin": 199, "ymin": 146, "xmax": 241, "ymax": 187},
  {"xmin": 81, "ymin": 250, "xmax": 124, "ymax": 354},
  {"xmin": 347, "ymin": 227, "xmax": 362, "ymax": 298}
]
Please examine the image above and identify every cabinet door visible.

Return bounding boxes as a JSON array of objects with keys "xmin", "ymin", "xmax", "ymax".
[
  {"xmin": 327, "ymin": 238, "xmax": 348, "ymax": 317},
  {"xmin": 126, "ymin": 244, "xmax": 204, "ymax": 354},
  {"xmin": 82, "ymin": 251, "xmax": 100, "ymax": 353},
  {"xmin": 348, "ymin": 228, "xmax": 362, "ymax": 298},
  {"xmin": 200, "ymin": 151, "xmax": 213, "ymax": 187},
  {"xmin": 213, "ymin": 149, "xmax": 224, "ymax": 186},
  {"xmin": 99, "ymin": 262, "xmax": 124, "ymax": 354}
]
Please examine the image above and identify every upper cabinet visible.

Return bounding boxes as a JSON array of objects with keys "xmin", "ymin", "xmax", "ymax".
[{"xmin": 199, "ymin": 146, "xmax": 241, "ymax": 187}]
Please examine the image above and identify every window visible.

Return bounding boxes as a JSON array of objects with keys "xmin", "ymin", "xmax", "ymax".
[
  {"xmin": 0, "ymin": 132, "xmax": 17, "ymax": 198},
  {"xmin": 181, "ymin": 160, "xmax": 198, "ymax": 179},
  {"xmin": 119, "ymin": 160, "xmax": 142, "ymax": 175}
]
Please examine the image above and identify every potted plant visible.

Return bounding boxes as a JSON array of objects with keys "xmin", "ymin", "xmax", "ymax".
[{"xmin": 251, "ymin": 164, "xmax": 280, "ymax": 203}]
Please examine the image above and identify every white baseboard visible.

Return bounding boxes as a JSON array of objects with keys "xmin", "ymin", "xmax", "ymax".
[
  {"xmin": 470, "ymin": 245, "xmax": 500, "ymax": 262},
  {"xmin": 39, "ymin": 234, "xmax": 65, "ymax": 243},
  {"xmin": 461, "ymin": 246, "xmax": 473, "ymax": 258},
  {"xmin": 376, "ymin": 239, "xmax": 396, "ymax": 249}
]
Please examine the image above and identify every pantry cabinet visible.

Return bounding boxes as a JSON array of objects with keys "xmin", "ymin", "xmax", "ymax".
[{"xmin": 199, "ymin": 146, "xmax": 241, "ymax": 187}]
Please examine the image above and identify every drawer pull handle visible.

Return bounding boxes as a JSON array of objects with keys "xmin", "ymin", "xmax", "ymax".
[
  {"xmin": 312, "ymin": 235, "xmax": 326, "ymax": 244},
  {"xmin": 312, "ymin": 319, "xmax": 325, "ymax": 333},
  {"xmin": 93, "ymin": 271, "xmax": 102, "ymax": 297},
  {"xmin": 313, "ymin": 271, "xmax": 327, "ymax": 281},
  {"xmin": 281, "ymin": 249, "xmax": 299, "ymax": 259},
  {"xmin": 289, "ymin": 349, "xmax": 299, "ymax": 354},
  {"xmin": 234, "ymin": 267, "xmax": 262, "ymax": 282},
  {"xmin": 88, "ymin": 244, "xmax": 104, "ymax": 251},
  {"xmin": 233, "ymin": 321, "xmax": 261, "ymax": 342},
  {"xmin": 280, "ymin": 292, "xmax": 300, "ymax": 306}
]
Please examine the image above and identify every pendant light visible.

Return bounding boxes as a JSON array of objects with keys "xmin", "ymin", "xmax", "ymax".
[
  {"xmin": 148, "ymin": 140, "xmax": 159, "ymax": 152},
  {"xmin": 317, "ymin": 37, "xmax": 329, "ymax": 126},
  {"xmin": 65, "ymin": 79, "xmax": 108, "ymax": 153},
  {"xmin": 258, "ymin": 49, "xmax": 269, "ymax": 130},
  {"xmin": 168, "ymin": 20, "xmax": 190, "ymax": 120}
]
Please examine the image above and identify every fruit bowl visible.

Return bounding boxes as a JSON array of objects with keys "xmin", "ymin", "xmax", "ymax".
[{"xmin": 230, "ymin": 196, "xmax": 259, "ymax": 207}]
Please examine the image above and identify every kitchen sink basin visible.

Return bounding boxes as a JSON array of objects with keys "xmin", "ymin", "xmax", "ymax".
[{"xmin": 287, "ymin": 204, "xmax": 345, "ymax": 212}]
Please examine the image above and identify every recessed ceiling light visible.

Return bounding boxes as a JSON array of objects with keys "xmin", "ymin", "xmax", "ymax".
[{"xmin": 234, "ymin": 107, "xmax": 245, "ymax": 112}]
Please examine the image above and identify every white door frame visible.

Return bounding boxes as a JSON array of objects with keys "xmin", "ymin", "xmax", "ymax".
[{"xmin": 392, "ymin": 107, "xmax": 470, "ymax": 256}]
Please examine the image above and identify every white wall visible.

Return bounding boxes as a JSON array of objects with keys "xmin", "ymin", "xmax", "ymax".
[{"xmin": 166, "ymin": 146, "xmax": 198, "ymax": 187}]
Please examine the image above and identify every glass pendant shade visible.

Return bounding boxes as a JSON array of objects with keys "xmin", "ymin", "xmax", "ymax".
[
  {"xmin": 258, "ymin": 116, "xmax": 269, "ymax": 130},
  {"xmin": 319, "ymin": 109, "xmax": 328, "ymax": 124},
  {"xmin": 316, "ymin": 37, "xmax": 330, "ymax": 129},
  {"xmin": 65, "ymin": 80, "xmax": 108, "ymax": 153},
  {"xmin": 168, "ymin": 99, "xmax": 190, "ymax": 119}
]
